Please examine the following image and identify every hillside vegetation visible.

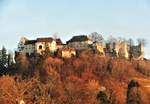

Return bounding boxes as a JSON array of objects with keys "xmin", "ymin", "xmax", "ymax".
[{"xmin": 0, "ymin": 51, "xmax": 150, "ymax": 104}]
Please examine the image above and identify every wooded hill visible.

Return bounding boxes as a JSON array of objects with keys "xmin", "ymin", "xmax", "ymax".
[{"xmin": 0, "ymin": 49, "xmax": 150, "ymax": 104}]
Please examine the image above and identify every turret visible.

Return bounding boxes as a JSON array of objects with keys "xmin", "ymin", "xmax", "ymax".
[
  {"xmin": 17, "ymin": 37, "xmax": 28, "ymax": 52},
  {"xmin": 139, "ymin": 43, "xmax": 144, "ymax": 60}
]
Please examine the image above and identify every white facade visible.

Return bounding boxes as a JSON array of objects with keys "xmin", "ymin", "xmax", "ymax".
[
  {"xmin": 17, "ymin": 37, "xmax": 60, "ymax": 55},
  {"xmin": 67, "ymin": 36, "xmax": 93, "ymax": 50},
  {"xmin": 24, "ymin": 44, "xmax": 35, "ymax": 55},
  {"xmin": 114, "ymin": 42, "xmax": 129, "ymax": 59},
  {"xmin": 93, "ymin": 43, "xmax": 106, "ymax": 55},
  {"xmin": 17, "ymin": 37, "xmax": 28, "ymax": 53},
  {"xmin": 62, "ymin": 48, "xmax": 76, "ymax": 58},
  {"xmin": 35, "ymin": 40, "xmax": 57, "ymax": 54}
]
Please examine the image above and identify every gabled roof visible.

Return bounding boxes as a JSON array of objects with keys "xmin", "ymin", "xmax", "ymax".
[
  {"xmin": 23, "ymin": 37, "xmax": 63, "ymax": 45},
  {"xmin": 67, "ymin": 35, "xmax": 91, "ymax": 43},
  {"xmin": 37, "ymin": 37, "xmax": 53, "ymax": 42},
  {"xmin": 25, "ymin": 40, "xmax": 37, "ymax": 45}
]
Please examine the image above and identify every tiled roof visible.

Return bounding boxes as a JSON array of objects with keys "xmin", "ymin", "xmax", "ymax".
[
  {"xmin": 37, "ymin": 37, "xmax": 53, "ymax": 42},
  {"xmin": 67, "ymin": 35, "xmax": 91, "ymax": 43},
  {"xmin": 25, "ymin": 40, "xmax": 37, "ymax": 45},
  {"xmin": 23, "ymin": 37, "xmax": 63, "ymax": 45}
]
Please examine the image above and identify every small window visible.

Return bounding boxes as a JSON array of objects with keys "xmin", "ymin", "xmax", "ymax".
[{"xmin": 39, "ymin": 45, "xmax": 42, "ymax": 49}]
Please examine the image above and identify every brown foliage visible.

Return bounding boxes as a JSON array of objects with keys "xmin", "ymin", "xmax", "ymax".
[
  {"xmin": 134, "ymin": 60, "xmax": 150, "ymax": 76},
  {"xmin": 0, "ymin": 53, "xmax": 149, "ymax": 104},
  {"xmin": 0, "ymin": 76, "xmax": 18, "ymax": 104}
]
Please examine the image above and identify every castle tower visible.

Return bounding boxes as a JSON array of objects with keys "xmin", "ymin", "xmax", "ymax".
[
  {"xmin": 17, "ymin": 37, "xmax": 28, "ymax": 52},
  {"xmin": 139, "ymin": 43, "xmax": 144, "ymax": 60}
]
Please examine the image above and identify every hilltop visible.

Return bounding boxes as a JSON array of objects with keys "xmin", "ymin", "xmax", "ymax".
[
  {"xmin": 0, "ymin": 33, "xmax": 149, "ymax": 104},
  {"xmin": 0, "ymin": 51, "xmax": 149, "ymax": 104}
]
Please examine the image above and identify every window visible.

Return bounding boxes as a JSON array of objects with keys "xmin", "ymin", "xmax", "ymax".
[{"xmin": 39, "ymin": 45, "xmax": 42, "ymax": 49}]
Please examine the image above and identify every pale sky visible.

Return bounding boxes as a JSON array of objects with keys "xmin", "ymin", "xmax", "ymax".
[{"xmin": 0, "ymin": 0, "xmax": 150, "ymax": 58}]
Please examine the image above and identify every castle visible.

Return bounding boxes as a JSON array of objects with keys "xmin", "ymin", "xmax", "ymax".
[
  {"xmin": 16, "ymin": 35, "xmax": 144, "ymax": 60},
  {"xmin": 17, "ymin": 37, "xmax": 63, "ymax": 55}
]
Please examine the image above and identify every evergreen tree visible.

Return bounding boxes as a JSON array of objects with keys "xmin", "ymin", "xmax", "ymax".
[
  {"xmin": 2, "ymin": 47, "xmax": 7, "ymax": 66},
  {"xmin": 126, "ymin": 80, "xmax": 142, "ymax": 104},
  {"xmin": 0, "ymin": 46, "xmax": 8, "ymax": 74},
  {"xmin": 97, "ymin": 91, "xmax": 111, "ymax": 104}
]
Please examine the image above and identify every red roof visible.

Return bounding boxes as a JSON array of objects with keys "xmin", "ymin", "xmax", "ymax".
[{"xmin": 37, "ymin": 37, "xmax": 53, "ymax": 42}]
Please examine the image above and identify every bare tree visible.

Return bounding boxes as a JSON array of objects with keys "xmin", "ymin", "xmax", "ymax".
[
  {"xmin": 127, "ymin": 38, "xmax": 134, "ymax": 46},
  {"xmin": 108, "ymin": 35, "xmax": 117, "ymax": 44},
  {"xmin": 118, "ymin": 37, "xmax": 126, "ymax": 43},
  {"xmin": 137, "ymin": 38, "xmax": 147, "ymax": 46},
  {"xmin": 15, "ymin": 53, "xmax": 29, "ymax": 76},
  {"xmin": 53, "ymin": 32, "xmax": 59, "ymax": 39},
  {"xmin": 89, "ymin": 32, "xmax": 103, "ymax": 43}
]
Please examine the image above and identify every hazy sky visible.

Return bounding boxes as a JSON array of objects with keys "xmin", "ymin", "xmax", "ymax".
[{"xmin": 0, "ymin": 0, "xmax": 150, "ymax": 58}]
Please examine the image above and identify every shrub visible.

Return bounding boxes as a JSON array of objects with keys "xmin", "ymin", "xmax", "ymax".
[{"xmin": 0, "ymin": 76, "xmax": 18, "ymax": 104}]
